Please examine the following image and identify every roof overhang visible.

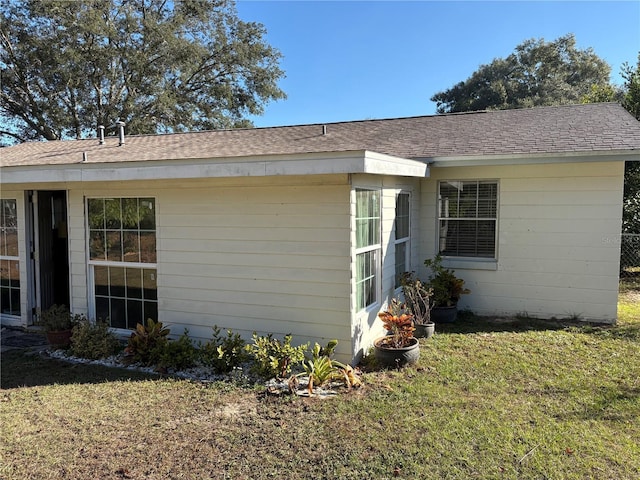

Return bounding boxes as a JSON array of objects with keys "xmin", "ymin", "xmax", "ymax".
[
  {"xmin": 420, "ymin": 149, "xmax": 640, "ymax": 168},
  {"xmin": 0, "ymin": 150, "xmax": 429, "ymax": 184}
]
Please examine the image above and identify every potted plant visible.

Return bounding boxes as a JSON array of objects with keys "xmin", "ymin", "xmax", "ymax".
[
  {"xmin": 37, "ymin": 304, "xmax": 83, "ymax": 348},
  {"xmin": 400, "ymin": 272, "xmax": 435, "ymax": 339},
  {"xmin": 373, "ymin": 299, "xmax": 420, "ymax": 368},
  {"xmin": 423, "ymin": 254, "xmax": 470, "ymax": 323}
]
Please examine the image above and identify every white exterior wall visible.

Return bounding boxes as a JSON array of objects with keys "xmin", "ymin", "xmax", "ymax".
[
  {"xmin": 350, "ymin": 174, "xmax": 422, "ymax": 360},
  {"xmin": 155, "ymin": 175, "xmax": 353, "ymax": 360},
  {"xmin": 420, "ymin": 161, "xmax": 624, "ymax": 322},
  {"xmin": 8, "ymin": 175, "xmax": 354, "ymax": 360}
]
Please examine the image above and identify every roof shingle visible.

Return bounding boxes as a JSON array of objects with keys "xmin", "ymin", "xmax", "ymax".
[{"xmin": 2, "ymin": 103, "xmax": 639, "ymax": 168}]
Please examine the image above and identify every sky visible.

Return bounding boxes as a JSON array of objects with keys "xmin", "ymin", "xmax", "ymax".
[{"xmin": 235, "ymin": 0, "xmax": 640, "ymax": 127}]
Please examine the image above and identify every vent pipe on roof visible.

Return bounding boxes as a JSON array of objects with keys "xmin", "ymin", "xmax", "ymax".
[
  {"xmin": 98, "ymin": 125, "xmax": 105, "ymax": 145},
  {"xmin": 116, "ymin": 121, "xmax": 126, "ymax": 146},
  {"xmin": 322, "ymin": 124, "xmax": 327, "ymax": 135}
]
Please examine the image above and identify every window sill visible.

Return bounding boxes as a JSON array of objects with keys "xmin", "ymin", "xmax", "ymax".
[{"xmin": 441, "ymin": 258, "xmax": 498, "ymax": 271}]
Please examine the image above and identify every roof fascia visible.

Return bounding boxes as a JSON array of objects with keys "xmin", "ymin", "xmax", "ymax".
[
  {"xmin": 0, "ymin": 150, "xmax": 429, "ymax": 184},
  {"xmin": 421, "ymin": 150, "xmax": 640, "ymax": 168}
]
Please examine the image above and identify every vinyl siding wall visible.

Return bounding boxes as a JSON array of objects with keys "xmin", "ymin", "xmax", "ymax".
[
  {"xmin": 420, "ymin": 161, "xmax": 624, "ymax": 322},
  {"xmin": 16, "ymin": 175, "xmax": 354, "ymax": 360},
  {"xmin": 155, "ymin": 175, "xmax": 352, "ymax": 360}
]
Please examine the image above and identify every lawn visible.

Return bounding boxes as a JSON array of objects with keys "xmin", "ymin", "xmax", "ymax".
[{"xmin": 1, "ymin": 286, "xmax": 638, "ymax": 480}]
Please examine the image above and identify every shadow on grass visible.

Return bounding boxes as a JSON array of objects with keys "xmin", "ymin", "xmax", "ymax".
[
  {"xmin": 0, "ymin": 350, "xmax": 158, "ymax": 389},
  {"xmin": 434, "ymin": 310, "xmax": 573, "ymax": 335},
  {"xmin": 556, "ymin": 385, "xmax": 640, "ymax": 422},
  {"xmin": 435, "ymin": 310, "xmax": 640, "ymax": 340}
]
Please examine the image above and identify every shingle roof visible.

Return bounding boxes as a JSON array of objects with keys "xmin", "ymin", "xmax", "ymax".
[{"xmin": 2, "ymin": 103, "xmax": 639, "ymax": 168}]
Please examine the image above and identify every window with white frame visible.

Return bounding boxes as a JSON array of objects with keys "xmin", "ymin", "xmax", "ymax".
[
  {"xmin": 355, "ymin": 189, "xmax": 381, "ymax": 311},
  {"xmin": 0, "ymin": 199, "xmax": 20, "ymax": 316},
  {"xmin": 88, "ymin": 198, "xmax": 157, "ymax": 329},
  {"xmin": 438, "ymin": 180, "xmax": 498, "ymax": 258},
  {"xmin": 395, "ymin": 192, "xmax": 410, "ymax": 288}
]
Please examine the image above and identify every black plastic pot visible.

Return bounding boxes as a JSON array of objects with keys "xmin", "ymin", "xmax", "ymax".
[
  {"xmin": 431, "ymin": 306, "xmax": 457, "ymax": 323},
  {"xmin": 373, "ymin": 336, "xmax": 420, "ymax": 368},
  {"xmin": 414, "ymin": 322, "xmax": 435, "ymax": 339}
]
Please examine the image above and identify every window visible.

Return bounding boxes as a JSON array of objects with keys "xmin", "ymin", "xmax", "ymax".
[
  {"xmin": 438, "ymin": 180, "xmax": 498, "ymax": 258},
  {"xmin": 88, "ymin": 198, "xmax": 157, "ymax": 329},
  {"xmin": 395, "ymin": 192, "xmax": 410, "ymax": 288},
  {"xmin": 0, "ymin": 199, "xmax": 20, "ymax": 316},
  {"xmin": 355, "ymin": 189, "xmax": 380, "ymax": 311}
]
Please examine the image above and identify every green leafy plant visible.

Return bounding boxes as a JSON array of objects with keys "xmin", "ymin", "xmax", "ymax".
[
  {"xmin": 124, "ymin": 318, "xmax": 170, "ymax": 366},
  {"xmin": 246, "ymin": 333, "xmax": 308, "ymax": 379},
  {"xmin": 298, "ymin": 340, "xmax": 339, "ymax": 394},
  {"xmin": 297, "ymin": 340, "xmax": 363, "ymax": 393},
  {"xmin": 37, "ymin": 304, "xmax": 83, "ymax": 332},
  {"xmin": 424, "ymin": 254, "xmax": 470, "ymax": 307},
  {"xmin": 156, "ymin": 329, "xmax": 198, "ymax": 371},
  {"xmin": 400, "ymin": 271, "xmax": 433, "ymax": 324},
  {"xmin": 70, "ymin": 318, "xmax": 122, "ymax": 360},
  {"xmin": 377, "ymin": 300, "xmax": 415, "ymax": 348},
  {"xmin": 199, "ymin": 326, "xmax": 248, "ymax": 374}
]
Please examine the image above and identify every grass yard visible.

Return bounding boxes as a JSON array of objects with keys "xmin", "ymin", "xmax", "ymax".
[{"xmin": 1, "ymin": 286, "xmax": 639, "ymax": 479}]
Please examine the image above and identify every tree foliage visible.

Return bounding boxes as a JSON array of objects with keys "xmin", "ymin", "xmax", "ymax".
[
  {"xmin": 0, "ymin": 0, "xmax": 286, "ymax": 143},
  {"xmin": 620, "ymin": 54, "xmax": 640, "ymax": 233},
  {"xmin": 623, "ymin": 162, "xmax": 640, "ymax": 234},
  {"xmin": 431, "ymin": 34, "xmax": 611, "ymax": 113},
  {"xmin": 580, "ymin": 83, "xmax": 624, "ymax": 104},
  {"xmin": 621, "ymin": 53, "xmax": 640, "ymax": 121}
]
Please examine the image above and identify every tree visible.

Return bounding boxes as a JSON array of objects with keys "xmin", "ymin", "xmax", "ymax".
[
  {"xmin": 0, "ymin": 0, "xmax": 286, "ymax": 143},
  {"xmin": 580, "ymin": 83, "xmax": 624, "ymax": 104},
  {"xmin": 431, "ymin": 34, "xmax": 611, "ymax": 113},
  {"xmin": 621, "ymin": 53, "xmax": 640, "ymax": 121},
  {"xmin": 618, "ymin": 54, "xmax": 640, "ymax": 234}
]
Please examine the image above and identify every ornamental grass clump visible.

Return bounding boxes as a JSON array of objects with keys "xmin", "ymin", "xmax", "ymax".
[{"xmin": 377, "ymin": 299, "xmax": 415, "ymax": 348}]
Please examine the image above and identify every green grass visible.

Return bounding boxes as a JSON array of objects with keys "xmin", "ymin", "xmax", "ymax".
[{"xmin": 1, "ymin": 289, "xmax": 639, "ymax": 479}]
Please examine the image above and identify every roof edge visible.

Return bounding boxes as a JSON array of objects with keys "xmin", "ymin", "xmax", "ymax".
[{"xmin": 422, "ymin": 149, "xmax": 640, "ymax": 167}]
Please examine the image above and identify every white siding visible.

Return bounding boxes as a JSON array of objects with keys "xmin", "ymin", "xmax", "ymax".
[
  {"xmin": 420, "ymin": 162, "xmax": 624, "ymax": 322},
  {"xmin": 58, "ymin": 175, "xmax": 354, "ymax": 360}
]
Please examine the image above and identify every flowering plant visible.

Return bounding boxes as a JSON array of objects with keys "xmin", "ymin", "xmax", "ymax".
[{"xmin": 377, "ymin": 299, "xmax": 415, "ymax": 348}]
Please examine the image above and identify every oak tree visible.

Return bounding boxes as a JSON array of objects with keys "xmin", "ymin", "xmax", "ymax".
[
  {"xmin": 0, "ymin": 0, "xmax": 286, "ymax": 143},
  {"xmin": 431, "ymin": 34, "xmax": 611, "ymax": 113}
]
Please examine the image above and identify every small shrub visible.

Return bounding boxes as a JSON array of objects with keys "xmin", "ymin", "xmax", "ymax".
[
  {"xmin": 246, "ymin": 333, "xmax": 308, "ymax": 379},
  {"xmin": 200, "ymin": 326, "xmax": 248, "ymax": 374},
  {"xmin": 38, "ymin": 304, "xmax": 82, "ymax": 332},
  {"xmin": 156, "ymin": 330, "xmax": 198, "ymax": 371},
  {"xmin": 299, "ymin": 340, "xmax": 340, "ymax": 394},
  {"xmin": 70, "ymin": 319, "xmax": 122, "ymax": 360},
  {"xmin": 124, "ymin": 318, "xmax": 170, "ymax": 366}
]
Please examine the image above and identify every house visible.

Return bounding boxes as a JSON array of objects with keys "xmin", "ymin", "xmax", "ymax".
[{"xmin": 1, "ymin": 102, "xmax": 639, "ymax": 362}]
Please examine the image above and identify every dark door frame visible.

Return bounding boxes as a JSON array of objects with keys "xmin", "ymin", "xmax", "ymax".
[{"xmin": 26, "ymin": 190, "xmax": 70, "ymax": 323}]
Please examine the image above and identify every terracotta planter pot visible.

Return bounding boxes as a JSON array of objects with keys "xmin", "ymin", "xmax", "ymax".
[
  {"xmin": 46, "ymin": 329, "xmax": 73, "ymax": 349},
  {"xmin": 373, "ymin": 336, "xmax": 420, "ymax": 368},
  {"xmin": 414, "ymin": 322, "xmax": 435, "ymax": 339},
  {"xmin": 431, "ymin": 306, "xmax": 458, "ymax": 323}
]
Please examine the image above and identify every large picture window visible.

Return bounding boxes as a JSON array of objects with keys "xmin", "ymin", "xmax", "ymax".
[
  {"xmin": 355, "ymin": 189, "xmax": 380, "ymax": 311},
  {"xmin": 438, "ymin": 181, "xmax": 498, "ymax": 258},
  {"xmin": 395, "ymin": 192, "xmax": 410, "ymax": 288},
  {"xmin": 0, "ymin": 199, "xmax": 20, "ymax": 316},
  {"xmin": 88, "ymin": 198, "xmax": 157, "ymax": 329}
]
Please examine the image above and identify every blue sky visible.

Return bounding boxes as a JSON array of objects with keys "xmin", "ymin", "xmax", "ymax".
[{"xmin": 236, "ymin": 0, "xmax": 640, "ymax": 127}]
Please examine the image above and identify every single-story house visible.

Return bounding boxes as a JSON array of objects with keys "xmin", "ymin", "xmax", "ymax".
[{"xmin": 1, "ymin": 102, "xmax": 639, "ymax": 362}]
